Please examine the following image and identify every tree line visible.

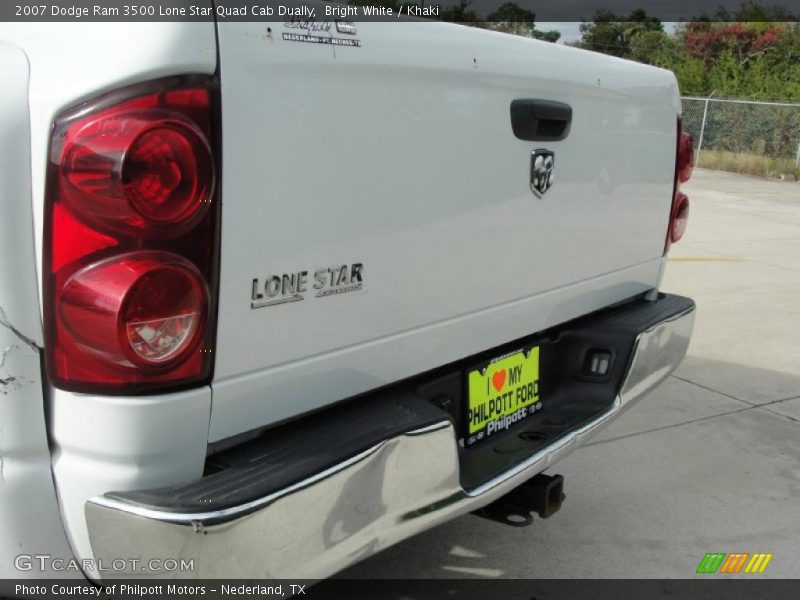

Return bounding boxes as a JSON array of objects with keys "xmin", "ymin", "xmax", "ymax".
[
  {"xmin": 574, "ymin": 3, "xmax": 800, "ymax": 102},
  {"xmin": 351, "ymin": 0, "xmax": 798, "ymax": 102}
]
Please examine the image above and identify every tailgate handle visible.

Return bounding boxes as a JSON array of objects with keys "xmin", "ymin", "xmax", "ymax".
[{"xmin": 510, "ymin": 100, "xmax": 572, "ymax": 142}]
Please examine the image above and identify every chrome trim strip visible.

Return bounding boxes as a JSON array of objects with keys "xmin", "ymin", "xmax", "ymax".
[
  {"xmin": 89, "ymin": 419, "xmax": 454, "ymax": 524},
  {"xmin": 85, "ymin": 303, "xmax": 695, "ymax": 580},
  {"xmin": 406, "ymin": 421, "xmax": 454, "ymax": 435},
  {"xmin": 618, "ymin": 305, "xmax": 695, "ymax": 407},
  {"xmin": 90, "ymin": 441, "xmax": 392, "ymax": 524}
]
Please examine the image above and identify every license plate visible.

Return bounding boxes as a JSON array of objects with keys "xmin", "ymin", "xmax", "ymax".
[{"xmin": 465, "ymin": 347, "xmax": 541, "ymax": 446}]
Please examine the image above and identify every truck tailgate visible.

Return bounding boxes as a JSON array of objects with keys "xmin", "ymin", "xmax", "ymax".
[{"xmin": 210, "ymin": 20, "xmax": 680, "ymax": 440}]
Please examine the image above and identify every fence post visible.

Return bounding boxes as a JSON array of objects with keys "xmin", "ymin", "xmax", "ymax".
[
  {"xmin": 696, "ymin": 92, "xmax": 714, "ymax": 165},
  {"xmin": 796, "ymin": 140, "xmax": 800, "ymax": 169}
]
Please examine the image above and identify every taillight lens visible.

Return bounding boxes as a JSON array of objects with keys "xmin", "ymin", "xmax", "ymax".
[
  {"xmin": 59, "ymin": 252, "xmax": 208, "ymax": 370},
  {"xmin": 677, "ymin": 129, "xmax": 694, "ymax": 184},
  {"xmin": 671, "ymin": 192, "xmax": 690, "ymax": 243},
  {"xmin": 61, "ymin": 104, "xmax": 212, "ymax": 235},
  {"xmin": 123, "ymin": 124, "xmax": 212, "ymax": 225},
  {"xmin": 665, "ymin": 118, "xmax": 694, "ymax": 253},
  {"xmin": 44, "ymin": 77, "xmax": 220, "ymax": 394}
]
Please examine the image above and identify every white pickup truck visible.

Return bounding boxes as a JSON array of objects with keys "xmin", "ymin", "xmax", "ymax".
[{"xmin": 0, "ymin": 6, "xmax": 696, "ymax": 586}]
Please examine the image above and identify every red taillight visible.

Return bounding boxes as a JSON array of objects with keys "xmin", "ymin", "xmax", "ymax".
[
  {"xmin": 61, "ymin": 100, "xmax": 213, "ymax": 235},
  {"xmin": 665, "ymin": 118, "xmax": 694, "ymax": 253},
  {"xmin": 677, "ymin": 129, "xmax": 694, "ymax": 184},
  {"xmin": 123, "ymin": 125, "xmax": 212, "ymax": 225},
  {"xmin": 44, "ymin": 77, "xmax": 219, "ymax": 393},
  {"xmin": 59, "ymin": 253, "xmax": 208, "ymax": 370},
  {"xmin": 671, "ymin": 192, "xmax": 690, "ymax": 243}
]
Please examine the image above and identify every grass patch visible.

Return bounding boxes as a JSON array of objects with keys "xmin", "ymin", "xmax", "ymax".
[{"xmin": 696, "ymin": 150, "xmax": 800, "ymax": 181}]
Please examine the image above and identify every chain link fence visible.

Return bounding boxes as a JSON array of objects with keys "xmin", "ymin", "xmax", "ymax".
[{"xmin": 682, "ymin": 96, "xmax": 800, "ymax": 178}]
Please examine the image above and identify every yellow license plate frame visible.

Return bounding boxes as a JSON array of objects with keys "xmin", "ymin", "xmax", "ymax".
[{"xmin": 465, "ymin": 347, "xmax": 541, "ymax": 446}]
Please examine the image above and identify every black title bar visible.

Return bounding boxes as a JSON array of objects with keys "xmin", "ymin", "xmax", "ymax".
[{"xmin": 3, "ymin": 0, "xmax": 799, "ymax": 22}]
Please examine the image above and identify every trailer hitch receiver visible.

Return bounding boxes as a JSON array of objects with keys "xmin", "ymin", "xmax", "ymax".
[{"xmin": 474, "ymin": 473, "xmax": 565, "ymax": 527}]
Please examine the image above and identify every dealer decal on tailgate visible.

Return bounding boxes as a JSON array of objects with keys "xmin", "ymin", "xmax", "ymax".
[{"xmin": 466, "ymin": 347, "xmax": 541, "ymax": 446}]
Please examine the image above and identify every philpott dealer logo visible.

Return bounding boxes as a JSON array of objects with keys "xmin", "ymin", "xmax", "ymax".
[{"xmin": 696, "ymin": 552, "xmax": 773, "ymax": 574}]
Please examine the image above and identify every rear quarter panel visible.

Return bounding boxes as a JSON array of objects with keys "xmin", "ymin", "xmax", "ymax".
[
  {"xmin": 0, "ymin": 40, "xmax": 76, "ymax": 578},
  {"xmin": 0, "ymin": 18, "xmax": 219, "ymax": 574}
]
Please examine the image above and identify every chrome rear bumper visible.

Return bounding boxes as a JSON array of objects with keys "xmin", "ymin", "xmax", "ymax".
[{"xmin": 85, "ymin": 299, "xmax": 694, "ymax": 579}]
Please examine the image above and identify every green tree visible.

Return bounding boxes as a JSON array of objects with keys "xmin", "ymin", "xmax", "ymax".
[
  {"xmin": 672, "ymin": 56, "xmax": 707, "ymax": 95},
  {"xmin": 707, "ymin": 49, "xmax": 744, "ymax": 96},
  {"xmin": 627, "ymin": 30, "xmax": 681, "ymax": 67},
  {"xmin": 533, "ymin": 29, "xmax": 561, "ymax": 43},
  {"xmin": 439, "ymin": 0, "xmax": 480, "ymax": 23},
  {"xmin": 484, "ymin": 2, "xmax": 560, "ymax": 41},
  {"xmin": 679, "ymin": 20, "xmax": 799, "ymax": 100},
  {"xmin": 712, "ymin": 0, "xmax": 795, "ymax": 21},
  {"xmin": 578, "ymin": 9, "xmax": 663, "ymax": 58},
  {"xmin": 486, "ymin": 1, "xmax": 535, "ymax": 36},
  {"xmin": 577, "ymin": 3, "xmax": 800, "ymax": 103}
]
